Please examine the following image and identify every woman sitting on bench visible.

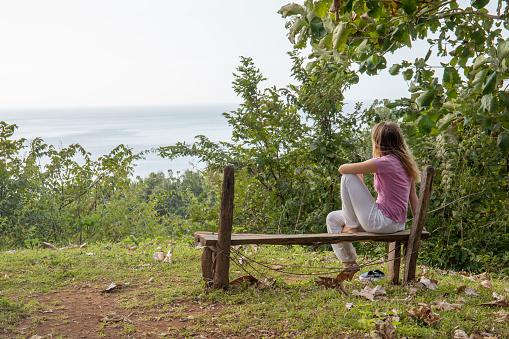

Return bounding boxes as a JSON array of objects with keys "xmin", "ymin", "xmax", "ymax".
[{"xmin": 326, "ymin": 121, "xmax": 420, "ymax": 274}]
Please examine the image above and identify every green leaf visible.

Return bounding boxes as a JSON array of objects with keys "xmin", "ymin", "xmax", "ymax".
[
  {"xmin": 424, "ymin": 49, "xmax": 432, "ymax": 62},
  {"xmin": 366, "ymin": 54, "xmax": 379, "ymax": 70},
  {"xmin": 408, "ymin": 82, "xmax": 420, "ymax": 93},
  {"xmin": 417, "ymin": 115, "xmax": 435, "ymax": 134},
  {"xmin": 389, "ymin": 64, "xmax": 402, "ymax": 75},
  {"xmin": 472, "ymin": 0, "xmax": 490, "ymax": 9},
  {"xmin": 310, "ymin": 20, "xmax": 327, "ymax": 38},
  {"xmin": 385, "ymin": 102, "xmax": 399, "ymax": 109},
  {"xmin": 442, "ymin": 67, "xmax": 460, "ymax": 88},
  {"xmin": 481, "ymin": 94, "xmax": 498, "ymax": 113},
  {"xmin": 442, "ymin": 101, "xmax": 458, "ymax": 111},
  {"xmin": 344, "ymin": 0, "xmax": 354, "ymax": 13},
  {"xmin": 402, "ymin": 68, "xmax": 414, "ymax": 81},
  {"xmin": 437, "ymin": 113, "xmax": 456, "ymax": 131},
  {"xmin": 356, "ymin": 39, "xmax": 370, "ymax": 54},
  {"xmin": 497, "ymin": 40, "xmax": 509, "ymax": 61},
  {"xmin": 472, "ymin": 68, "xmax": 488, "ymax": 91},
  {"xmin": 313, "ymin": 0, "xmax": 331, "ymax": 18},
  {"xmin": 497, "ymin": 131, "xmax": 509, "ymax": 154},
  {"xmin": 482, "ymin": 72, "xmax": 498, "ymax": 95},
  {"xmin": 279, "ymin": 3, "xmax": 304, "ymax": 17},
  {"xmin": 401, "ymin": 0, "xmax": 417, "ymax": 15},
  {"xmin": 416, "ymin": 89, "xmax": 436, "ymax": 108},
  {"xmin": 332, "ymin": 23, "xmax": 352, "ymax": 51},
  {"xmin": 473, "ymin": 55, "xmax": 490, "ymax": 70},
  {"xmin": 289, "ymin": 19, "xmax": 309, "ymax": 44}
]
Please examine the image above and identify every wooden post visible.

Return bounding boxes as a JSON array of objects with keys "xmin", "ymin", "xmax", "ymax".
[
  {"xmin": 403, "ymin": 166, "xmax": 435, "ymax": 284},
  {"xmin": 213, "ymin": 165, "xmax": 235, "ymax": 289},
  {"xmin": 201, "ymin": 246, "xmax": 215, "ymax": 282},
  {"xmin": 387, "ymin": 241, "xmax": 401, "ymax": 285}
]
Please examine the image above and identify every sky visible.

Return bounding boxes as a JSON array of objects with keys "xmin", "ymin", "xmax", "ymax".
[
  {"xmin": 0, "ymin": 0, "xmax": 415, "ymax": 109},
  {"xmin": 0, "ymin": 0, "xmax": 502, "ymax": 109}
]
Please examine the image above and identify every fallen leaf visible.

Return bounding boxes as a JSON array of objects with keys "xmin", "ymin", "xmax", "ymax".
[
  {"xmin": 420, "ymin": 277, "xmax": 438, "ymax": 290},
  {"xmin": 481, "ymin": 297, "xmax": 509, "ymax": 307},
  {"xmin": 125, "ymin": 246, "xmax": 138, "ymax": 251},
  {"xmin": 494, "ymin": 310, "xmax": 509, "ymax": 323},
  {"xmin": 272, "ymin": 265, "xmax": 284, "ymax": 270},
  {"xmin": 315, "ymin": 276, "xmax": 349, "ymax": 295},
  {"xmin": 406, "ymin": 304, "xmax": 440, "ymax": 326},
  {"xmin": 5, "ymin": 250, "xmax": 18, "ymax": 254},
  {"xmin": 153, "ymin": 252, "xmax": 165, "ymax": 261},
  {"xmin": 469, "ymin": 334, "xmax": 483, "ymax": 339},
  {"xmin": 453, "ymin": 329, "xmax": 468, "ymax": 339},
  {"xmin": 40, "ymin": 242, "xmax": 58, "ymax": 250},
  {"xmin": 456, "ymin": 296, "xmax": 467, "ymax": 304},
  {"xmin": 29, "ymin": 336, "xmax": 44, "ymax": 339},
  {"xmin": 434, "ymin": 269, "xmax": 448, "ymax": 275},
  {"xmin": 458, "ymin": 286, "xmax": 479, "ymax": 297},
  {"xmin": 100, "ymin": 312, "xmax": 131, "ymax": 323},
  {"xmin": 476, "ymin": 272, "xmax": 489, "ymax": 280},
  {"xmin": 138, "ymin": 264, "xmax": 153, "ymax": 267},
  {"xmin": 229, "ymin": 275, "xmax": 258, "ymax": 288},
  {"xmin": 433, "ymin": 300, "xmax": 462, "ymax": 311},
  {"xmin": 480, "ymin": 280, "xmax": 493, "ymax": 289},
  {"xmin": 346, "ymin": 302, "xmax": 356, "ymax": 310},
  {"xmin": 102, "ymin": 282, "xmax": 130, "ymax": 293},
  {"xmin": 163, "ymin": 248, "xmax": 173, "ymax": 263},
  {"xmin": 336, "ymin": 270, "xmax": 357, "ymax": 282},
  {"xmin": 352, "ymin": 285, "xmax": 386, "ymax": 301},
  {"xmin": 373, "ymin": 319, "xmax": 395, "ymax": 339},
  {"xmin": 409, "ymin": 287, "xmax": 419, "ymax": 295}
]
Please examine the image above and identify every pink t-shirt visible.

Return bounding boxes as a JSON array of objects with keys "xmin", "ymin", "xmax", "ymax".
[{"xmin": 372, "ymin": 154, "xmax": 412, "ymax": 223}]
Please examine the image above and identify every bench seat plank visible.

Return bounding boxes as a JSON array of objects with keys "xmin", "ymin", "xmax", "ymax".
[{"xmin": 194, "ymin": 230, "xmax": 430, "ymax": 247}]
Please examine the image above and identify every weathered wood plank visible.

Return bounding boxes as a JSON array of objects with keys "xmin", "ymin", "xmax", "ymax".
[
  {"xmin": 195, "ymin": 229, "xmax": 429, "ymax": 246},
  {"xmin": 387, "ymin": 241, "xmax": 401, "ymax": 285},
  {"xmin": 201, "ymin": 246, "xmax": 214, "ymax": 282},
  {"xmin": 403, "ymin": 166, "xmax": 435, "ymax": 284},
  {"xmin": 213, "ymin": 165, "xmax": 235, "ymax": 289}
]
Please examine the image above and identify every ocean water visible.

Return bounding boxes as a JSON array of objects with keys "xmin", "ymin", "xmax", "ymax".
[
  {"xmin": 0, "ymin": 104, "xmax": 237, "ymax": 178},
  {"xmin": 0, "ymin": 101, "xmax": 372, "ymax": 178}
]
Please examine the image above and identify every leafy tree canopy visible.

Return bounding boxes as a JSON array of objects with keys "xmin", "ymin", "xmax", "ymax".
[{"xmin": 279, "ymin": 0, "xmax": 509, "ymax": 141}]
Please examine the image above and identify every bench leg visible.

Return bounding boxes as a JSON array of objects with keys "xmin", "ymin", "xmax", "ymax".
[
  {"xmin": 201, "ymin": 246, "xmax": 215, "ymax": 282},
  {"xmin": 387, "ymin": 242, "xmax": 401, "ymax": 285}
]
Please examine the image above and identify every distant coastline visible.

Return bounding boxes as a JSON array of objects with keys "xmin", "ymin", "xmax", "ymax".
[{"xmin": 0, "ymin": 101, "xmax": 373, "ymax": 178}]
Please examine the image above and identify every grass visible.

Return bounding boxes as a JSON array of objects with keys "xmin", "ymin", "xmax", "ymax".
[{"xmin": 0, "ymin": 238, "xmax": 508, "ymax": 338}]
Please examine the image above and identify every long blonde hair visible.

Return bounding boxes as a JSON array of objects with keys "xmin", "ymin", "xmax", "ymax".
[{"xmin": 371, "ymin": 121, "xmax": 420, "ymax": 182}]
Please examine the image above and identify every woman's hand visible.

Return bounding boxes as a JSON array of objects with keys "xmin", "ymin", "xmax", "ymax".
[{"xmin": 338, "ymin": 159, "xmax": 378, "ymax": 175}]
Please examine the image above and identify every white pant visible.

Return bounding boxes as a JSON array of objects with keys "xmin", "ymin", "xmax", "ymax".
[{"xmin": 326, "ymin": 174, "xmax": 405, "ymax": 263}]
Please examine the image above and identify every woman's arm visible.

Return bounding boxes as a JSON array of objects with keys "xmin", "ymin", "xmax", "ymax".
[
  {"xmin": 409, "ymin": 180, "xmax": 418, "ymax": 216},
  {"xmin": 338, "ymin": 159, "xmax": 378, "ymax": 175}
]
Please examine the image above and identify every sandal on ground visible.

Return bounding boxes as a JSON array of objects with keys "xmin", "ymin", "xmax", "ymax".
[{"xmin": 359, "ymin": 269, "xmax": 386, "ymax": 281}]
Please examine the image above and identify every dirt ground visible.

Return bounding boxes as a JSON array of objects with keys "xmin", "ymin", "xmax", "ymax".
[{"xmin": 7, "ymin": 284, "xmax": 230, "ymax": 339}]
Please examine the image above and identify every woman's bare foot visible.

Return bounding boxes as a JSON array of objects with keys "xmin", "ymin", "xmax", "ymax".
[{"xmin": 342, "ymin": 225, "xmax": 359, "ymax": 233}]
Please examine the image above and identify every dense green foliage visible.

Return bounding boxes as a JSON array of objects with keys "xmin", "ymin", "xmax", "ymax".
[
  {"xmin": 0, "ymin": 123, "xmax": 220, "ymax": 248},
  {"xmin": 276, "ymin": 0, "xmax": 509, "ymax": 272},
  {"xmin": 1, "ymin": 1, "xmax": 508, "ymax": 275}
]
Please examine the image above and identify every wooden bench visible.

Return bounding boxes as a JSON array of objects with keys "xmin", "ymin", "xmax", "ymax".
[{"xmin": 195, "ymin": 165, "xmax": 435, "ymax": 288}]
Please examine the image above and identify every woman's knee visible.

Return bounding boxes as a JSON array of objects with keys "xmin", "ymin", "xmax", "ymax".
[
  {"xmin": 326, "ymin": 211, "xmax": 344, "ymax": 233},
  {"xmin": 341, "ymin": 173, "xmax": 359, "ymax": 185}
]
